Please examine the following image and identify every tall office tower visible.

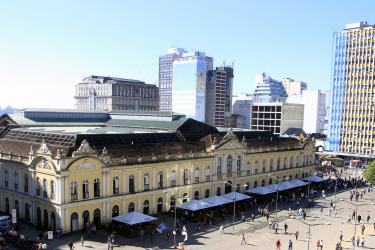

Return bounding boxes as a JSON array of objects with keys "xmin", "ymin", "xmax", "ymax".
[
  {"xmin": 172, "ymin": 51, "xmax": 213, "ymax": 122},
  {"xmin": 205, "ymin": 66, "xmax": 234, "ymax": 127},
  {"xmin": 282, "ymin": 77, "xmax": 308, "ymax": 96},
  {"xmin": 287, "ymin": 90, "xmax": 327, "ymax": 134},
  {"xmin": 75, "ymin": 75, "xmax": 159, "ymax": 111},
  {"xmin": 327, "ymin": 22, "xmax": 375, "ymax": 158},
  {"xmin": 253, "ymin": 73, "xmax": 288, "ymax": 102},
  {"xmin": 158, "ymin": 48, "xmax": 186, "ymax": 111},
  {"xmin": 232, "ymin": 94, "xmax": 253, "ymax": 129}
]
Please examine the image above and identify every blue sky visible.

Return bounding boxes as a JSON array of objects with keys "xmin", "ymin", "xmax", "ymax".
[{"xmin": 1, "ymin": 0, "xmax": 374, "ymax": 108}]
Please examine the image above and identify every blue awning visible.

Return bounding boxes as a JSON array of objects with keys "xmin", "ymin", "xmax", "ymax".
[
  {"xmin": 221, "ymin": 192, "xmax": 252, "ymax": 201},
  {"xmin": 177, "ymin": 199, "xmax": 212, "ymax": 211},
  {"xmin": 202, "ymin": 195, "xmax": 233, "ymax": 207},
  {"xmin": 246, "ymin": 179, "xmax": 308, "ymax": 196},
  {"xmin": 303, "ymin": 175, "xmax": 325, "ymax": 183},
  {"xmin": 112, "ymin": 211, "xmax": 158, "ymax": 225}
]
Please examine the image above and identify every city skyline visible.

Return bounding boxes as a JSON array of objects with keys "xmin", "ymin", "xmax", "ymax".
[{"xmin": 1, "ymin": 1, "xmax": 375, "ymax": 109}]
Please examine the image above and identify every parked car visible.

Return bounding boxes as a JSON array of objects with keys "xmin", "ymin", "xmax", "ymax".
[{"xmin": 0, "ymin": 216, "xmax": 11, "ymax": 230}]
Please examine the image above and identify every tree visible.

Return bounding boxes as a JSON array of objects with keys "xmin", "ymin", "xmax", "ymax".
[{"xmin": 363, "ymin": 161, "xmax": 375, "ymax": 185}]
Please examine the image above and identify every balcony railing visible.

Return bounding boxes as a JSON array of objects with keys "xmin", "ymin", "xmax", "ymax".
[
  {"xmin": 237, "ymin": 171, "xmax": 241, "ymax": 177},
  {"xmin": 217, "ymin": 174, "xmax": 223, "ymax": 180},
  {"xmin": 206, "ymin": 175, "xmax": 210, "ymax": 181},
  {"xmin": 50, "ymin": 193, "xmax": 55, "ymax": 200},
  {"xmin": 195, "ymin": 177, "xmax": 199, "ymax": 183},
  {"xmin": 113, "ymin": 188, "xmax": 119, "ymax": 195},
  {"xmin": 183, "ymin": 179, "xmax": 188, "ymax": 185},
  {"xmin": 94, "ymin": 191, "xmax": 100, "ymax": 198},
  {"xmin": 246, "ymin": 170, "xmax": 251, "ymax": 175},
  {"xmin": 171, "ymin": 180, "xmax": 176, "ymax": 187},
  {"xmin": 43, "ymin": 191, "xmax": 48, "ymax": 198},
  {"xmin": 227, "ymin": 172, "xmax": 232, "ymax": 178},
  {"xmin": 71, "ymin": 193, "xmax": 78, "ymax": 201},
  {"xmin": 144, "ymin": 184, "xmax": 149, "ymax": 191},
  {"xmin": 158, "ymin": 182, "xmax": 163, "ymax": 189},
  {"xmin": 36, "ymin": 189, "xmax": 41, "ymax": 196},
  {"xmin": 83, "ymin": 192, "xmax": 89, "ymax": 199}
]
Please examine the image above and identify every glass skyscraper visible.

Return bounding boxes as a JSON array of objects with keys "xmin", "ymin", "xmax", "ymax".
[{"xmin": 327, "ymin": 22, "xmax": 375, "ymax": 159}]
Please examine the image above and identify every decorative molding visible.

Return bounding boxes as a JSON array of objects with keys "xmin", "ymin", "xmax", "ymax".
[
  {"xmin": 37, "ymin": 140, "xmax": 52, "ymax": 155},
  {"xmin": 72, "ymin": 139, "xmax": 96, "ymax": 157}
]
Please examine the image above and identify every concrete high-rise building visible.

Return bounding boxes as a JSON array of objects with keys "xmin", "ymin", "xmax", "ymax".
[
  {"xmin": 171, "ymin": 51, "xmax": 213, "ymax": 122},
  {"xmin": 158, "ymin": 48, "xmax": 186, "ymax": 111},
  {"xmin": 251, "ymin": 103, "xmax": 304, "ymax": 135},
  {"xmin": 232, "ymin": 94, "xmax": 253, "ymax": 129},
  {"xmin": 327, "ymin": 22, "xmax": 375, "ymax": 159},
  {"xmin": 287, "ymin": 90, "xmax": 326, "ymax": 134},
  {"xmin": 253, "ymin": 73, "xmax": 288, "ymax": 103},
  {"xmin": 205, "ymin": 66, "xmax": 234, "ymax": 127},
  {"xmin": 282, "ymin": 77, "xmax": 307, "ymax": 96},
  {"xmin": 74, "ymin": 75, "xmax": 159, "ymax": 111}
]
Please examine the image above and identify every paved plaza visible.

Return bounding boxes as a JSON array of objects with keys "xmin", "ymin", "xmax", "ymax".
[{"xmin": 15, "ymin": 181, "xmax": 375, "ymax": 250}]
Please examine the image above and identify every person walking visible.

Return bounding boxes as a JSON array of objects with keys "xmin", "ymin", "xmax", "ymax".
[
  {"xmin": 295, "ymin": 230, "xmax": 299, "ymax": 240},
  {"xmin": 241, "ymin": 232, "xmax": 247, "ymax": 245},
  {"xmin": 276, "ymin": 239, "xmax": 281, "ymax": 250},
  {"xmin": 358, "ymin": 214, "xmax": 362, "ymax": 224},
  {"xmin": 219, "ymin": 224, "xmax": 224, "ymax": 234},
  {"xmin": 356, "ymin": 236, "xmax": 360, "ymax": 246},
  {"xmin": 360, "ymin": 237, "xmax": 365, "ymax": 247},
  {"xmin": 68, "ymin": 241, "xmax": 74, "ymax": 250},
  {"xmin": 339, "ymin": 230, "xmax": 343, "ymax": 242},
  {"xmin": 347, "ymin": 215, "xmax": 352, "ymax": 223},
  {"xmin": 361, "ymin": 224, "xmax": 366, "ymax": 235},
  {"xmin": 351, "ymin": 236, "xmax": 355, "ymax": 246},
  {"xmin": 288, "ymin": 239, "xmax": 293, "ymax": 250},
  {"xmin": 316, "ymin": 239, "xmax": 320, "ymax": 250},
  {"xmin": 275, "ymin": 223, "xmax": 279, "ymax": 234},
  {"xmin": 367, "ymin": 214, "xmax": 370, "ymax": 223},
  {"xmin": 284, "ymin": 223, "xmax": 288, "ymax": 234},
  {"xmin": 320, "ymin": 239, "xmax": 323, "ymax": 249},
  {"xmin": 81, "ymin": 234, "xmax": 84, "ymax": 247}
]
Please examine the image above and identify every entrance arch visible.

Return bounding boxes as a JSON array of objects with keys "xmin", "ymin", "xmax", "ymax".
[
  {"xmin": 112, "ymin": 205, "xmax": 119, "ymax": 218},
  {"xmin": 71, "ymin": 212, "xmax": 79, "ymax": 232},
  {"xmin": 94, "ymin": 209, "xmax": 101, "ymax": 226},
  {"xmin": 143, "ymin": 200, "xmax": 149, "ymax": 215},
  {"xmin": 82, "ymin": 210, "xmax": 90, "ymax": 231},
  {"xmin": 157, "ymin": 198, "xmax": 163, "ymax": 213},
  {"xmin": 43, "ymin": 209, "xmax": 48, "ymax": 229},
  {"xmin": 216, "ymin": 187, "xmax": 221, "ymax": 196},
  {"xmin": 24, "ymin": 203, "xmax": 30, "ymax": 222},
  {"xmin": 36, "ymin": 207, "xmax": 42, "ymax": 228},
  {"xmin": 51, "ymin": 212, "xmax": 56, "ymax": 230},
  {"xmin": 225, "ymin": 181, "xmax": 232, "ymax": 194}
]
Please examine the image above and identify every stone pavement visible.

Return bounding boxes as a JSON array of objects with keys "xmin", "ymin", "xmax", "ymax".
[{"xmin": 18, "ymin": 185, "xmax": 374, "ymax": 250}]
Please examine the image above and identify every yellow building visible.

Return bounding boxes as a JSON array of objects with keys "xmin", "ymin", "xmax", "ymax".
[{"xmin": 0, "ymin": 109, "xmax": 316, "ymax": 233}]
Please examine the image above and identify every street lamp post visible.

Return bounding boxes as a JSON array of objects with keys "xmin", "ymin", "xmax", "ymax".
[
  {"xmin": 268, "ymin": 174, "xmax": 288, "ymax": 222},
  {"xmin": 223, "ymin": 181, "xmax": 247, "ymax": 230},
  {"xmin": 164, "ymin": 189, "xmax": 185, "ymax": 249}
]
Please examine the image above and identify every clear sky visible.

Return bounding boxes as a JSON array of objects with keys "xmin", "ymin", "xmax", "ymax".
[{"xmin": 1, "ymin": 0, "xmax": 375, "ymax": 109}]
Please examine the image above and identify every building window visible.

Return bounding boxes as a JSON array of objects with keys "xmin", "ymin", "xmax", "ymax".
[
  {"xmin": 262, "ymin": 160, "xmax": 266, "ymax": 173},
  {"xmin": 4, "ymin": 170, "xmax": 8, "ymax": 188},
  {"xmin": 129, "ymin": 175, "xmax": 135, "ymax": 193},
  {"xmin": 143, "ymin": 200, "xmax": 150, "ymax": 215},
  {"xmin": 237, "ymin": 155, "xmax": 242, "ymax": 173},
  {"xmin": 216, "ymin": 157, "xmax": 222, "ymax": 175},
  {"xmin": 50, "ymin": 180, "xmax": 55, "ymax": 200},
  {"xmin": 24, "ymin": 174, "xmax": 28, "ymax": 193},
  {"xmin": 296, "ymin": 156, "xmax": 299, "ymax": 167},
  {"xmin": 112, "ymin": 205, "xmax": 119, "ymax": 218},
  {"xmin": 206, "ymin": 167, "xmax": 211, "ymax": 181},
  {"xmin": 261, "ymin": 180, "xmax": 265, "ymax": 186},
  {"xmin": 290, "ymin": 156, "xmax": 294, "ymax": 168},
  {"xmin": 277, "ymin": 158, "xmax": 280, "ymax": 170},
  {"xmin": 284, "ymin": 157, "xmax": 287, "ymax": 169},
  {"xmin": 171, "ymin": 170, "xmax": 176, "ymax": 187},
  {"xmin": 254, "ymin": 181, "xmax": 258, "ymax": 188},
  {"xmin": 128, "ymin": 202, "xmax": 135, "ymax": 213},
  {"xmin": 227, "ymin": 155, "xmax": 233, "ymax": 174},
  {"xmin": 94, "ymin": 178, "xmax": 100, "ymax": 198},
  {"xmin": 158, "ymin": 172, "xmax": 163, "ymax": 188},
  {"xmin": 36, "ymin": 177, "xmax": 41, "ymax": 196},
  {"xmin": 216, "ymin": 187, "xmax": 221, "ymax": 196},
  {"xmin": 113, "ymin": 176, "xmax": 119, "ymax": 195},
  {"xmin": 144, "ymin": 173, "xmax": 149, "ymax": 191},
  {"xmin": 14, "ymin": 172, "xmax": 18, "ymax": 190},
  {"xmin": 71, "ymin": 181, "xmax": 78, "ymax": 201},
  {"xmin": 183, "ymin": 169, "xmax": 188, "ymax": 185},
  {"xmin": 270, "ymin": 159, "xmax": 274, "ymax": 172},
  {"xmin": 82, "ymin": 179, "xmax": 89, "ymax": 199},
  {"xmin": 254, "ymin": 161, "xmax": 259, "ymax": 174},
  {"xmin": 195, "ymin": 168, "xmax": 199, "ymax": 183},
  {"xmin": 205, "ymin": 189, "xmax": 210, "ymax": 198},
  {"xmin": 194, "ymin": 191, "xmax": 199, "ymax": 200}
]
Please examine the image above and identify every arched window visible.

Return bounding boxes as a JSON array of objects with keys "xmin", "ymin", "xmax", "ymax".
[
  {"xmin": 289, "ymin": 174, "xmax": 293, "ymax": 180},
  {"xmin": 262, "ymin": 160, "xmax": 266, "ymax": 173},
  {"xmin": 289, "ymin": 156, "xmax": 293, "ymax": 168},
  {"xmin": 236, "ymin": 184, "xmax": 241, "ymax": 192},
  {"xmin": 129, "ymin": 175, "xmax": 135, "ymax": 193},
  {"xmin": 144, "ymin": 173, "xmax": 149, "ymax": 191},
  {"xmin": 269, "ymin": 178, "xmax": 273, "ymax": 184},
  {"xmin": 194, "ymin": 191, "xmax": 199, "ymax": 200},
  {"xmin": 237, "ymin": 155, "xmax": 242, "ymax": 173},
  {"xmin": 183, "ymin": 169, "xmax": 188, "ymax": 185},
  {"xmin": 71, "ymin": 212, "xmax": 79, "ymax": 232},
  {"xmin": 270, "ymin": 159, "xmax": 274, "ymax": 172},
  {"xmin": 94, "ymin": 178, "xmax": 100, "ymax": 198},
  {"xmin": 43, "ymin": 179, "xmax": 48, "ymax": 198},
  {"xmin": 284, "ymin": 157, "xmax": 287, "ymax": 169},
  {"xmin": 303, "ymin": 155, "xmax": 306, "ymax": 166},
  {"xmin": 216, "ymin": 187, "xmax": 221, "ymax": 196},
  {"xmin": 24, "ymin": 174, "xmax": 28, "ymax": 193},
  {"xmin": 245, "ymin": 182, "xmax": 250, "ymax": 190},
  {"xmin": 5, "ymin": 198, "xmax": 9, "ymax": 214},
  {"xmin": 128, "ymin": 202, "xmax": 135, "ymax": 213},
  {"xmin": 171, "ymin": 170, "xmax": 176, "ymax": 186},
  {"xmin": 143, "ymin": 200, "xmax": 150, "ymax": 215},
  {"xmin": 157, "ymin": 198, "xmax": 163, "ymax": 213},
  {"xmin": 113, "ymin": 176, "xmax": 119, "ymax": 195},
  {"xmin": 4, "ymin": 170, "xmax": 9, "ymax": 187},
  {"xmin": 226, "ymin": 155, "xmax": 233, "ymax": 174},
  {"xmin": 14, "ymin": 200, "xmax": 19, "ymax": 217},
  {"xmin": 295, "ymin": 173, "xmax": 298, "ymax": 179},
  {"xmin": 205, "ymin": 189, "xmax": 210, "ymax": 198},
  {"xmin": 182, "ymin": 193, "xmax": 188, "ymax": 203},
  {"xmin": 170, "ymin": 195, "xmax": 176, "ymax": 208},
  {"xmin": 36, "ymin": 177, "xmax": 41, "ymax": 196},
  {"xmin": 277, "ymin": 158, "xmax": 280, "ymax": 170},
  {"xmin": 261, "ymin": 180, "xmax": 265, "ymax": 186},
  {"xmin": 296, "ymin": 156, "xmax": 299, "ymax": 167},
  {"xmin": 254, "ymin": 161, "xmax": 259, "ymax": 174},
  {"xmin": 216, "ymin": 157, "xmax": 222, "ymax": 175},
  {"xmin": 112, "ymin": 205, "xmax": 119, "ymax": 218},
  {"xmin": 71, "ymin": 181, "xmax": 78, "ymax": 201},
  {"xmin": 158, "ymin": 172, "xmax": 163, "ymax": 188},
  {"xmin": 50, "ymin": 180, "xmax": 55, "ymax": 200},
  {"xmin": 195, "ymin": 168, "xmax": 199, "ymax": 183},
  {"xmin": 253, "ymin": 181, "xmax": 258, "ymax": 188},
  {"xmin": 14, "ymin": 171, "xmax": 19, "ymax": 190},
  {"xmin": 82, "ymin": 179, "xmax": 89, "ymax": 199},
  {"xmin": 206, "ymin": 167, "xmax": 211, "ymax": 181}
]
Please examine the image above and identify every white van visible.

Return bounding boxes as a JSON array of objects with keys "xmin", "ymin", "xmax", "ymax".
[{"xmin": 0, "ymin": 215, "xmax": 11, "ymax": 230}]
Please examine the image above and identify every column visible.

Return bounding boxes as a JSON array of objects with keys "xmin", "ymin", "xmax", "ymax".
[{"xmin": 123, "ymin": 172, "xmax": 126, "ymax": 193}]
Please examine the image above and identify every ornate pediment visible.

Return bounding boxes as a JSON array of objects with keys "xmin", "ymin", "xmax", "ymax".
[
  {"xmin": 215, "ymin": 139, "xmax": 247, "ymax": 150},
  {"xmin": 72, "ymin": 139, "xmax": 96, "ymax": 157},
  {"xmin": 37, "ymin": 140, "xmax": 52, "ymax": 155}
]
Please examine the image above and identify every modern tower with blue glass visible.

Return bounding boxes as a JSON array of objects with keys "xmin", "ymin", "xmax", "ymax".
[{"xmin": 326, "ymin": 22, "xmax": 375, "ymax": 159}]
